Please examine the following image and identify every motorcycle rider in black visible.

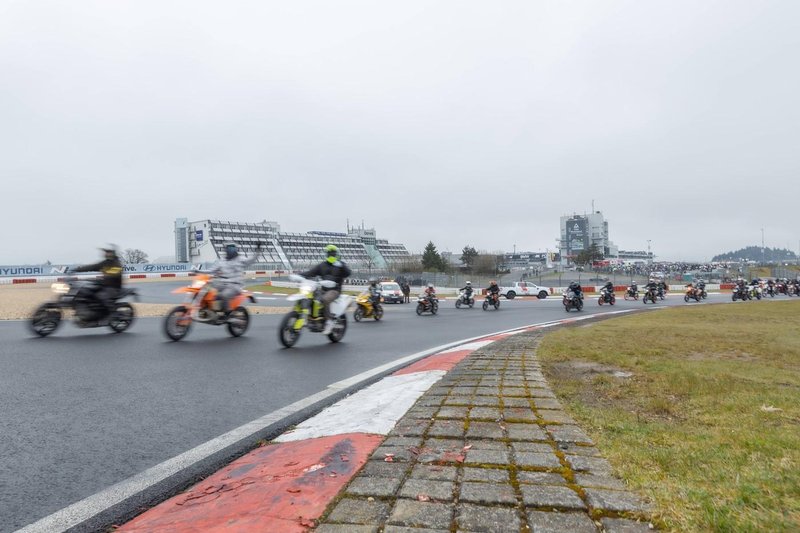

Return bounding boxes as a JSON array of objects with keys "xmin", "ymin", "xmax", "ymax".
[
  {"xmin": 486, "ymin": 280, "xmax": 501, "ymax": 304},
  {"xmin": 461, "ymin": 281, "xmax": 474, "ymax": 301},
  {"xmin": 301, "ymin": 244, "xmax": 352, "ymax": 335},
  {"xmin": 602, "ymin": 280, "xmax": 614, "ymax": 300},
  {"xmin": 645, "ymin": 278, "xmax": 659, "ymax": 299},
  {"xmin": 70, "ymin": 247, "xmax": 124, "ymax": 315},
  {"xmin": 568, "ymin": 281, "xmax": 583, "ymax": 300}
]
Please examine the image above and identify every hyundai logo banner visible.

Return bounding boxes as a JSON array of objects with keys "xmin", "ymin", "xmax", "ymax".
[{"xmin": 0, "ymin": 264, "xmax": 205, "ymax": 277}]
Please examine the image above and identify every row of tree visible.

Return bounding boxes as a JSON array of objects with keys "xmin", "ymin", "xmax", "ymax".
[
  {"xmin": 389, "ymin": 241, "xmax": 505, "ymax": 275},
  {"xmin": 712, "ymin": 246, "xmax": 798, "ymax": 263}
]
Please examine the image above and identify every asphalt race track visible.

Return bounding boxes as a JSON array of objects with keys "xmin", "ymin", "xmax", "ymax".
[{"xmin": 2, "ymin": 292, "xmax": 730, "ymax": 531}]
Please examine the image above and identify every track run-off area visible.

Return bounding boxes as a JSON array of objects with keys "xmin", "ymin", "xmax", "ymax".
[{"xmin": 0, "ymin": 287, "xmax": 783, "ymax": 532}]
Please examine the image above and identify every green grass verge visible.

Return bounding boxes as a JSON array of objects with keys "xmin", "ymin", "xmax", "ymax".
[{"xmin": 537, "ymin": 302, "xmax": 800, "ymax": 532}]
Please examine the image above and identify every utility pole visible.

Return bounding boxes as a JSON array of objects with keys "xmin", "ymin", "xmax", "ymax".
[
  {"xmin": 647, "ymin": 240, "xmax": 652, "ymax": 264},
  {"xmin": 761, "ymin": 228, "xmax": 765, "ymax": 264}
]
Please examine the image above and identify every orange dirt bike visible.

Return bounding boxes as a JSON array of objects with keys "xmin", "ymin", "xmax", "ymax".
[{"xmin": 163, "ymin": 273, "xmax": 257, "ymax": 341}]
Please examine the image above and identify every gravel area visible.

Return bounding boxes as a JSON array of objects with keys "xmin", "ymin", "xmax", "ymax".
[{"xmin": 0, "ymin": 284, "xmax": 285, "ymax": 320}]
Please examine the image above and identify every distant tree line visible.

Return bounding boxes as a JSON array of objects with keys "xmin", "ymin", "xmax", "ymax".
[
  {"xmin": 389, "ymin": 241, "xmax": 505, "ymax": 275},
  {"xmin": 712, "ymin": 246, "xmax": 797, "ymax": 263}
]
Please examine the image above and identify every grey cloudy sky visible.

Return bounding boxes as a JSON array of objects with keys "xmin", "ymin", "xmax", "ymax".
[{"xmin": 2, "ymin": 0, "xmax": 798, "ymax": 264}]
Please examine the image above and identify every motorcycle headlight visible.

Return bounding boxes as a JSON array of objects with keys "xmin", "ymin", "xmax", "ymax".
[{"xmin": 51, "ymin": 282, "xmax": 70, "ymax": 294}]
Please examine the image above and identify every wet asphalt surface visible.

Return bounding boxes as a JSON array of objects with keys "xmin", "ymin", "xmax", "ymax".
[{"xmin": 1, "ymin": 293, "xmax": 729, "ymax": 531}]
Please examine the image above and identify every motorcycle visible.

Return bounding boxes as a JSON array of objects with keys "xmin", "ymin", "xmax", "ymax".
[
  {"xmin": 749, "ymin": 285, "xmax": 762, "ymax": 300},
  {"xmin": 657, "ymin": 285, "xmax": 667, "ymax": 300},
  {"xmin": 562, "ymin": 290, "xmax": 583, "ymax": 312},
  {"xmin": 455, "ymin": 289, "xmax": 475, "ymax": 309},
  {"xmin": 598, "ymin": 287, "xmax": 616, "ymax": 306},
  {"xmin": 416, "ymin": 294, "xmax": 439, "ymax": 315},
  {"xmin": 624, "ymin": 285, "xmax": 639, "ymax": 301},
  {"xmin": 731, "ymin": 285, "xmax": 751, "ymax": 302},
  {"xmin": 482, "ymin": 292, "xmax": 501, "ymax": 311},
  {"xmin": 30, "ymin": 278, "xmax": 138, "ymax": 337},
  {"xmin": 354, "ymin": 289, "xmax": 383, "ymax": 321},
  {"xmin": 684, "ymin": 285, "xmax": 701, "ymax": 302},
  {"xmin": 164, "ymin": 273, "xmax": 256, "ymax": 341},
  {"xmin": 697, "ymin": 284, "xmax": 708, "ymax": 299},
  {"xmin": 765, "ymin": 284, "xmax": 775, "ymax": 298},
  {"xmin": 643, "ymin": 286, "xmax": 659, "ymax": 304},
  {"xmin": 278, "ymin": 274, "xmax": 353, "ymax": 347}
]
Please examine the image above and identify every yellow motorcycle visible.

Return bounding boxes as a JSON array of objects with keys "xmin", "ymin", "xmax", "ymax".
[{"xmin": 354, "ymin": 289, "xmax": 384, "ymax": 321}]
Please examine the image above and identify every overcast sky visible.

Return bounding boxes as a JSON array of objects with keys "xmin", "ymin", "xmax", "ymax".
[{"xmin": 2, "ymin": 0, "xmax": 798, "ymax": 264}]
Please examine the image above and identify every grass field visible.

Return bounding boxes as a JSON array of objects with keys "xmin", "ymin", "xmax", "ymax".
[{"xmin": 537, "ymin": 301, "xmax": 800, "ymax": 532}]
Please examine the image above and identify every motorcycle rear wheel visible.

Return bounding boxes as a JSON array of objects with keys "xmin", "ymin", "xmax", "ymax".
[
  {"xmin": 226, "ymin": 306, "xmax": 249, "ymax": 337},
  {"xmin": 328, "ymin": 316, "xmax": 347, "ymax": 342},
  {"xmin": 373, "ymin": 306, "xmax": 383, "ymax": 321},
  {"xmin": 30, "ymin": 303, "xmax": 62, "ymax": 337},
  {"xmin": 164, "ymin": 305, "xmax": 192, "ymax": 341},
  {"xmin": 279, "ymin": 311, "xmax": 301, "ymax": 347},
  {"xmin": 109, "ymin": 302, "xmax": 135, "ymax": 333}
]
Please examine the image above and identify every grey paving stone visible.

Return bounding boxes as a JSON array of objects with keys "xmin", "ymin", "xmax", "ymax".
[
  {"xmin": 584, "ymin": 488, "xmax": 652, "ymax": 513},
  {"xmin": 451, "ymin": 386, "xmax": 476, "ymax": 394},
  {"xmin": 465, "ymin": 440, "xmax": 507, "ymax": 451},
  {"xmin": 471, "ymin": 396, "xmax": 501, "ymax": 407},
  {"xmin": 464, "ymin": 449, "xmax": 511, "ymax": 465},
  {"xmin": 573, "ymin": 473, "xmax": 627, "ymax": 491},
  {"xmin": 474, "ymin": 386, "xmax": 501, "ymax": 396},
  {"xmin": 346, "ymin": 476, "xmax": 403, "ymax": 497},
  {"xmin": 383, "ymin": 436, "xmax": 424, "ymax": 447},
  {"xmin": 468, "ymin": 407, "xmax": 501, "ymax": 420},
  {"xmin": 526, "ymin": 510, "xmax": 597, "ymax": 533},
  {"xmin": 326, "ymin": 497, "xmax": 392, "ymax": 524},
  {"xmin": 316, "ymin": 525, "xmax": 378, "ymax": 533},
  {"xmin": 360, "ymin": 460, "xmax": 410, "ymax": 478},
  {"xmin": 387, "ymin": 500, "xmax": 454, "ymax": 530},
  {"xmin": 536, "ymin": 409, "xmax": 574, "ymax": 423},
  {"xmin": 520, "ymin": 485, "xmax": 586, "ymax": 510},
  {"xmin": 436, "ymin": 406, "xmax": 469, "ymax": 419},
  {"xmin": 465, "ymin": 421, "xmax": 505, "ymax": 439},
  {"xmin": 410, "ymin": 464, "xmax": 458, "ymax": 481},
  {"xmin": 391, "ymin": 418, "xmax": 433, "ymax": 436},
  {"xmin": 512, "ymin": 442, "xmax": 554, "ymax": 454},
  {"xmin": 444, "ymin": 397, "xmax": 472, "ymax": 406},
  {"xmin": 565, "ymin": 455, "xmax": 614, "ymax": 475},
  {"xmin": 428, "ymin": 420, "xmax": 466, "ymax": 438},
  {"xmin": 600, "ymin": 517, "xmax": 654, "ymax": 532},
  {"xmin": 383, "ymin": 527, "xmax": 449, "ymax": 533},
  {"xmin": 459, "ymin": 481, "xmax": 517, "ymax": 505},
  {"xmin": 462, "ymin": 467, "xmax": 510, "ymax": 483},
  {"xmin": 418, "ymin": 397, "xmax": 445, "ymax": 407},
  {"xmin": 503, "ymin": 407, "xmax": 537, "ymax": 422},
  {"xmin": 407, "ymin": 407, "xmax": 439, "ymax": 418},
  {"xmin": 399, "ymin": 478, "xmax": 456, "ymax": 501},
  {"xmin": 547, "ymin": 425, "xmax": 593, "ymax": 445},
  {"xmin": 558, "ymin": 443, "xmax": 601, "ymax": 456},
  {"xmin": 455, "ymin": 503, "xmax": 521, "ymax": 533},
  {"xmin": 534, "ymin": 398, "xmax": 563, "ymax": 410},
  {"xmin": 502, "ymin": 397, "xmax": 532, "ymax": 408},
  {"xmin": 516, "ymin": 471, "xmax": 568, "ymax": 486},
  {"xmin": 372, "ymin": 446, "xmax": 416, "ymax": 462},
  {"xmin": 516, "ymin": 451, "xmax": 562, "ymax": 469},
  {"xmin": 529, "ymin": 388, "xmax": 557, "ymax": 399},
  {"xmin": 507, "ymin": 422, "xmax": 548, "ymax": 441}
]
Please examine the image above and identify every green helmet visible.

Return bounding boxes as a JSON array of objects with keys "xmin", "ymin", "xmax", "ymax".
[{"xmin": 325, "ymin": 244, "xmax": 340, "ymax": 264}]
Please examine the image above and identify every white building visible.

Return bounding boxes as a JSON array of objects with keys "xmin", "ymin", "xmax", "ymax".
[{"xmin": 558, "ymin": 211, "xmax": 619, "ymax": 265}]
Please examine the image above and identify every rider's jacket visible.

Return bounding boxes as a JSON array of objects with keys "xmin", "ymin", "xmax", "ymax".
[
  {"xmin": 73, "ymin": 257, "xmax": 123, "ymax": 289},
  {"xmin": 302, "ymin": 260, "xmax": 352, "ymax": 292},
  {"xmin": 213, "ymin": 254, "xmax": 258, "ymax": 285},
  {"xmin": 603, "ymin": 282, "xmax": 614, "ymax": 291},
  {"xmin": 487, "ymin": 284, "xmax": 500, "ymax": 294},
  {"xmin": 461, "ymin": 286, "xmax": 473, "ymax": 295},
  {"xmin": 568, "ymin": 283, "xmax": 582, "ymax": 296}
]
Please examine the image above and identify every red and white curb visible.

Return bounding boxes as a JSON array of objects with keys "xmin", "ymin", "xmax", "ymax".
[{"xmin": 115, "ymin": 311, "xmax": 634, "ymax": 533}]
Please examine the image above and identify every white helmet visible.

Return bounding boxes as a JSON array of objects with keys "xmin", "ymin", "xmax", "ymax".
[{"xmin": 466, "ymin": 281, "xmax": 471, "ymax": 286}]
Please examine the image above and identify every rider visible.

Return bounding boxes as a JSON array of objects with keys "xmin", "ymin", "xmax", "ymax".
[
  {"xmin": 602, "ymin": 280, "xmax": 614, "ymax": 299},
  {"xmin": 568, "ymin": 280, "xmax": 583, "ymax": 300},
  {"xmin": 487, "ymin": 280, "xmax": 501, "ymax": 303},
  {"xmin": 367, "ymin": 278, "xmax": 382, "ymax": 305},
  {"xmin": 424, "ymin": 283, "xmax": 437, "ymax": 298},
  {"xmin": 70, "ymin": 247, "xmax": 124, "ymax": 314},
  {"xmin": 646, "ymin": 277, "xmax": 659, "ymax": 297},
  {"xmin": 212, "ymin": 241, "xmax": 261, "ymax": 315},
  {"xmin": 301, "ymin": 244, "xmax": 352, "ymax": 335},
  {"xmin": 461, "ymin": 281, "xmax": 474, "ymax": 301}
]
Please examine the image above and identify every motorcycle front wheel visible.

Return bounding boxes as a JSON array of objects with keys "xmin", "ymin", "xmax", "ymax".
[
  {"xmin": 30, "ymin": 303, "xmax": 62, "ymax": 337},
  {"xmin": 416, "ymin": 303, "xmax": 424, "ymax": 315},
  {"xmin": 455, "ymin": 299, "xmax": 462, "ymax": 309},
  {"xmin": 164, "ymin": 306, "xmax": 192, "ymax": 341},
  {"xmin": 482, "ymin": 301, "xmax": 489, "ymax": 311},
  {"xmin": 354, "ymin": 307, "xmax": 364, "ymax": 322},
  {"xmin": 109, "ymin": 302, "xmax": 135, "ymax": 333},
  {"xmin": 279, "ymin": 311, "xmax": 301, "ymax": 348},
  {"xmin": 227, "ymin": 306, "xmax": 249, "ymax": 337},
  {"xmin": 431, "ymin": 302, "xmax": 438, "ymax": 315},
  {"xmin": 328, "ymin": 316, "xmax": 347, "ymax": 343}
]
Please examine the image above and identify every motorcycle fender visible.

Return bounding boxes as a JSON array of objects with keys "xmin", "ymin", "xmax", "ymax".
[
  {"xmin": 293, "ymin": 316, "xmax": 305, "ymax": 330},
  {"xmin": 330, "ymin": 295, "xmax": 353, "ymax": 315}
]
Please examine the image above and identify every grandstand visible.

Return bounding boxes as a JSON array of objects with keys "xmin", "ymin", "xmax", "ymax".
[{"xmin": 175, "ymin": 218, "xmax": 410, "ymax": 271}]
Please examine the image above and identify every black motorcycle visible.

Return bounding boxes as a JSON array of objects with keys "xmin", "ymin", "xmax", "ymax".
[
  {"xmin": 455, "ymin": 289, "xmax": 475, "ymax": 309},
  {"xmin": 643, "ymin": 286, "xmax": 659, "ymax": 304},
  {"xmin": 30, "ymin": 278, "xmax": 138, "ymax": 337},
  {"xmin": 416, "ymin": 294, "xmax": 439, "ymax": 315},
  {"xmin": 598, "ymin": 287, "xmax": 616, "ymax": 306},
  {"xmin": 482, "ymin": 292, "xmax": 501, "ymax": 311},
  {"xmin": 563, "ymin": 290, "xmax": 583, "ymax": 312}
]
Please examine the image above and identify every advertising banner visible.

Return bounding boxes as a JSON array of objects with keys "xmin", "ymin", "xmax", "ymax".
[
  {"xmin": 0, "ymin": 263, "xmax": 205, "ymax": 277},
  {"xmin": 565, "ymin": 217, "xmax": 588, "ymax": 255}
]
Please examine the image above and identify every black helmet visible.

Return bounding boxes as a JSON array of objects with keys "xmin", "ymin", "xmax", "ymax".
[{"xmin": 224, "ymin": 242, "xmax": 238, "ymax": 260}]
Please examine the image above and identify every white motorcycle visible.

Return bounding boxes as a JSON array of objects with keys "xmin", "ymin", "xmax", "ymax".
[{"xmin": 278, "ymin": 274, "xmax": 354, "ymax": 347}]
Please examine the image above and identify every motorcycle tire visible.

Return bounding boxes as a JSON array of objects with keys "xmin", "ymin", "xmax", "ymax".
[
  {"xmin": 226, "ymin": 306, "xmax": 249, "ymax": 337},
  {"xmin": 482, "ymin": 301, "xmax": 489, "ymax": 311},
  {"xmin": 684, "ymin": 295, "xmax": 690, "ymax": 303},
  {"xmin": 756, "ymin": 293, "xmax": 762, "ymax": 300},
  {"xmin": 354, "ymin": 307, "xmax": 364, "ymax": 322},
  {"xmin": 278, "ymin": 311, "xmax": 301, "ymax": 348},
  {"xmin": 598, "ymin": 298, "xmax": 603, "ymax": 306},
  {"xmin": 109, "ymin": 302, "xmax": 135, "ymax": 333},
  {"xmin": 469, "ymin": 299, "xmax": 474, "ymax": 308},
  {"xmin": 328, "ymin": 316, "xmax": 347, "ymax": 343},
  {"xmin": 455, "ymin": 299, "xmax": 462, "ymax": 309},
  {"xmin": 431, "ymin": 302, "xmax": 438, "ymax": 315},
  {"xmin": 164, "ymin": 305, "xmax": 192, "ymax": 341},
  {"xmin": 577, "ymin": 300, "xmax": 583, "ymax": 311},
  {"xmin": 374, "ymin": 306, "xmax": 383, "ymax": 321},
  {"xmin": 610, "ymin": 297, "xmax": 615, "ymax": 305},
  {"xmin": 732, "ymin": 294, "xmax": 738, "ymax": 301},
  {"xmin": 416, "ymin": 303, "xmax": 424, "ymax": 316},
  {"xmin": 30, "ymin": 303, "xmax": 62, "ymax": 337}
]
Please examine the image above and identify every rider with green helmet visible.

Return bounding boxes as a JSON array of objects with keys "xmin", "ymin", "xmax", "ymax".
[{"xmin": 301, "ymin": 244, "xmax": 352, "ymax": 334}]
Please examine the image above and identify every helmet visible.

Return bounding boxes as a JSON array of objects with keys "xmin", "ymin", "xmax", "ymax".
[
  {"xmin": 466, "ymin": 281, "xmax": 471, "ymax": 286},
  {"xmin": 324, "ymin": 244, "xmax": 340, "ymax": 264},
  {"xmin": 369, "ymin": 277, "xmax": 378, "ymax": 286},
  {"xmin": 648, "ymin": 278, "xmax": 654, "ymax": 282},
  {"xmin": 490, "ymin": 280, "xmax": 497, "ymax": 286},
  {"xmin": 427, "ymin": 283, "xmax": 434, "ymax": 288},
  {"xmin": 224, "ymin": 242, "xmax": 238, "ymax": 260}
]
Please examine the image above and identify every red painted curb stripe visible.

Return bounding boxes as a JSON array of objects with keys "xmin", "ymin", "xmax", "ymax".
[
  {"xmin": 12, "ymin": 278, "xmax": 36, "ymax": 284},
  {"xmin": 119, "ymin": 433, "xmax": 384, "ymax": 533},
  {"xmin": 392, "ymin": 349, "xmax": 473, "ymax": 375},
  {"xmin": 160, "ymin": 273, "xmax": 177, "ymax": 278},
  {"xmin": 129, "ymin": 274, "xmax": 146, "ymax": 279}
]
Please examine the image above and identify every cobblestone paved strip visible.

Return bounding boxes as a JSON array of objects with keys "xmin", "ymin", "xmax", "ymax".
[{"xmin": 316, "ymin": 331, "xmax": 655, "ymax": 532}]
